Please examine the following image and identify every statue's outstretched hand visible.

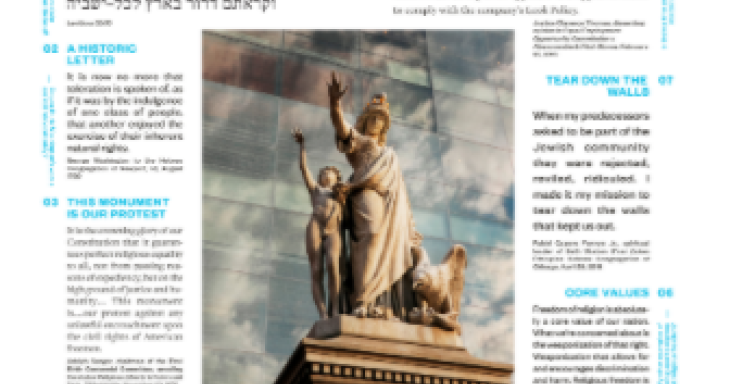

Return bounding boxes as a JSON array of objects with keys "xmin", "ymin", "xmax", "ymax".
[
  {"xmin": 291, "ymin": 127, "xmax": 304, "ymax": 144},
  {"xmin": 327, "ymin": 71, "xmax": 348, "ymax": 103}
]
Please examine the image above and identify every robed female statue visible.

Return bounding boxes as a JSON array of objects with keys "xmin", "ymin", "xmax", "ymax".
[{"xmin": 327, "ymin": 72, "xmax": 423, "ymax": 320}]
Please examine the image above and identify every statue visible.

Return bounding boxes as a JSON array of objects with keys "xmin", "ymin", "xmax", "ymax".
[
  {"xmin": 327, "ymin": 72, "xmax": 424, "ymax": 321},
  {"xmin": 295, "ymin": 71, "xmax": 469, "ymax": 331},
  {"xmin": 269, "ymin": 70, "xmax": 514, "ymax": 384},
  {"xmin": 292, "ymin": 127, "xmax": 350, "ymax": 319},
  {"xmin": 409, "ymin": 245, "xmax": 468, "ymax": 334}
]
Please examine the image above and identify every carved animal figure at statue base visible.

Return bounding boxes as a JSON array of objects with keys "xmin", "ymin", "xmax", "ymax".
[{"xmin": 410, "ymin": 245, "xmax": 467, "ymax": 334}]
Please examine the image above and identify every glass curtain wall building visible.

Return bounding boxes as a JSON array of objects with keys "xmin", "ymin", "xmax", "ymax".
[{"xmin": 202, "ymin": 30, "xmax": 515, "ymax": 384}]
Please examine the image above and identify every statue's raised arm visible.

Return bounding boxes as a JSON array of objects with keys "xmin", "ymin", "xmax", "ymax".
[{"xmin": 327, "ymin": 71, "xmax": 351, "ymax": 140}]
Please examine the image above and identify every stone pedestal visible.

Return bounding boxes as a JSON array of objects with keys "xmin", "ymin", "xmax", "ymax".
[{"xmin": 274, "ymin": 315, "xmax": 513, "ymax": 384}]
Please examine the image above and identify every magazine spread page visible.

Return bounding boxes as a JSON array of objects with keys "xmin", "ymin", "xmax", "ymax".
[{"xmin": 3, "ymin": 1, "xmax": 727, "ymax": 383}]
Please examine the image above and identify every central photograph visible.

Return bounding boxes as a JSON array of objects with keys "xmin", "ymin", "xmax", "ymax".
[{"xmin": 202, "ymin": 30, "xmax": 515, "ymax": 384}]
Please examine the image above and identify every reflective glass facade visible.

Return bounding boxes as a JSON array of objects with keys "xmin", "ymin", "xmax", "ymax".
[{"xmin": 203, "ymin": 30, "xmax": 515, "ymax": 384}]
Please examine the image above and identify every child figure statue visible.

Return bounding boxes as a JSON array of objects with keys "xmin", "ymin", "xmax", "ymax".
[{"xmin": 292, "ymin": 127, "xmax": 349, "ymax": 319}]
